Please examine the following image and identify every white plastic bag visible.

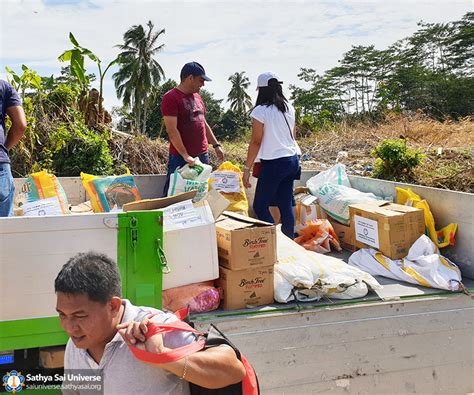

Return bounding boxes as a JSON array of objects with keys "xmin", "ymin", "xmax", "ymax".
[
  {"xmin": 318, "ymin": 183, "xmax": 382, "ymax": 224},
  {"xmin": 168, "ymin": 159, "xmax": 212, "ymax": 202},
  {"xmin": 306, "ymin": 164, "xmax": 351, "ymax": 196},
  {"xmin": 274, "ymin": 227, "xmax": 381, "ymax": 303},
  {"xmin": 348, "ymin": 235, "xmax": 463, "ymax": 291},
  {"xmin": 178, "ymin": 158, "xmax": 212, "ymax": 181}
]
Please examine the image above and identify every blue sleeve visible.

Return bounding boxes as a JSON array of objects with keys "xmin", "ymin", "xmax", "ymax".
[{"xmin": 6, "ymin": 83, "xmax": 21, "ymax": 108}]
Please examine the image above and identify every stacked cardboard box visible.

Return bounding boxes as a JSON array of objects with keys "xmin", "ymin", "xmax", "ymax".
[{"xmin": 215, "ymin": 211, "xmax": 276, "ymax": 310}]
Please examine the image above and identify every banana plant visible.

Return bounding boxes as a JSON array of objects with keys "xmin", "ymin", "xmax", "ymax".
[{"xmin": 59, "ymin": 32, "xmax": 117, "ymax": 122}]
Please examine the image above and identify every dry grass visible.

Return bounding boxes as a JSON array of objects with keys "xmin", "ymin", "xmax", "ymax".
[
  {"xmin": 109, "ymin": 134, "xmax": 169, "ymax": 175},
  {"xmin": 110, "ymin": 114, "xmax": 474, "ymax": 193}
]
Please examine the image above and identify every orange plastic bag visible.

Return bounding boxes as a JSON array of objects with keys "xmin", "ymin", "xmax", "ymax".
[{"xmin": 295, "ymin": 219, "xmax": 342, "ymax": 254}]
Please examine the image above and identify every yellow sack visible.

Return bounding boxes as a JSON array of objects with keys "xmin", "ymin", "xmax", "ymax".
[
  {"xmin": 208, "ymin": 161, "xmax": 248, "ymax": 215},
  {"xmin": 396, "ymin": 187, "xmax": 457, "ymax": 248},
  {"xmin": 81, "ymin": 170, "xmax": 141, "ymax": 213},
  {"xmin": 16, "ymin": 170, "xmax": 69, "ymax": 214}
]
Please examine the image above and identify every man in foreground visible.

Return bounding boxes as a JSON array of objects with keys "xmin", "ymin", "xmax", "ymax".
[
  {"xmin": 55, "ymin": 252, "xmax": 245, "ymax": 394},
  {"xmin": 161, "ymin": 61, "xmax": 224, "ymax": 196}
]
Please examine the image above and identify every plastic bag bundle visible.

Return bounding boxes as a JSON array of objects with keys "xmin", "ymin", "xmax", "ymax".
[
  {"xmin": 162, "ymin": 281, "xmax": 221, "ymax": 313},
  {"xmin": 318, "ymin": 183, "xmax": 382, "ymax": 224},
  {"xmin": 168, "ymin": 159, "xmax": 212, "ymax": 202},
  {"xmin": 81, "ymin": 171, "xmax": 141, "ymax": 212},
  {"xmin": 306, "ymin": 164, "xmax": 351, "ymax": 196},
  {"xmin": 15, "ymin": 170, "xmax": 69, "ymax": 215},
  {"xmin": 396, "ymin": 187, "xmax": 457, "ymax": 248},
  {"xmin": 208, "ymin": 161, "xmax": 248, "ymax": 215},
  {"xmin": 275, "ymin": 227, "xmax": 381, "ymax": 303},
  {"xmin": 295, "ymin": 219, "xmax": 341, "ymax": 254},
  {"xmin": 348, "ymin": 235, "xmax": 463, "ymax": 291}
]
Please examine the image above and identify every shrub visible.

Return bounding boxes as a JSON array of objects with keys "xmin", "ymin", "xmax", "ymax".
[
  {"xmin": 50, "ymin": 122, "xmax": 113, "ymax": 176},
  {"xmin": 372, "ymin": 138, "xmax": 424, "ymax": 181}
]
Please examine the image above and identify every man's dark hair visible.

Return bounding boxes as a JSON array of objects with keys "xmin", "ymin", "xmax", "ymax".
[
  {"xmin": 255, "ymin": 79, "xmax": 288, "ymax": 113},
  {"xmin": 55, "ymin": 252, "xmax": 122, "ymax": 303}
]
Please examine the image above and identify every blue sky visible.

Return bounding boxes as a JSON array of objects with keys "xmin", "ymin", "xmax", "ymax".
[{"xmin": 0, "ymin": 0, "xmax": 471, "ymax": 111}]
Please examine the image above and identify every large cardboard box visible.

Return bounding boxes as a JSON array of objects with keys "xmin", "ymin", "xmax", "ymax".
[
  {"xmin": 216, "ymin": 211, "xmax": 277, "ymax": 270},
  {"xmin": 349, "ymin": 201, "xmax": 425, "ymax": 260},
  {"xmin": 217, "ymin": 265, "xmax": 274, "ymax": 310},
  {"xmin": 329, "ymin": 219, "xmax": 356, "ymax": 251},
  {"xmin": 124, "ymin": 191, "xmax": 227, "ymax": 290}
]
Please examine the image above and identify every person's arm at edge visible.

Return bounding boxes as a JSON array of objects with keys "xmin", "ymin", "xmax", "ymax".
[
  {"xmin": 204, "ymin": 120, "xmax": 224, "ymax": 161},
  {"xmin": 163, "ymin": 116, "xmax": 195, "ymax": 166},
  {"xmin": 5, "ymin": 105, "xmax": 27, "ymax": 150},
  {"xmin": 242, "ymin": 118, "xmax": 264, "ymax": 188}
]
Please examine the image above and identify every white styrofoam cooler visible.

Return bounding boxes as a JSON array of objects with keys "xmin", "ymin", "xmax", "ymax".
[{"xmin": 0, "ymin": 213, "xmax": 118, "ymax": 321}]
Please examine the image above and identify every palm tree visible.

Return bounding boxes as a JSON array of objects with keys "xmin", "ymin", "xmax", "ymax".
[
  {"xmin": 227, "ymin": 71, "xmax": 253, "ymax": 115},
  {"xmin": 113, "ymin": 21, "xmax": 165, "ymax": 134}
]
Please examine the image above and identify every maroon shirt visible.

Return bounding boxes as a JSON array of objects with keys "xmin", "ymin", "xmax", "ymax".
[{"xmin": 161, "ymin": 88, "xmax": 208, "ymax": 156}]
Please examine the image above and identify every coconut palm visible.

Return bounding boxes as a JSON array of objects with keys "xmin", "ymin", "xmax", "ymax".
[
  {"xmin": 227, "ymin": 71, "xmax": 253, "ymax": 115},
  {"xmin": 113, "ymin": 21, "xmax": 165, "ymax": 134}
]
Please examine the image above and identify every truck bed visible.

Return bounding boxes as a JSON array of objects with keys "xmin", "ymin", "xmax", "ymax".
[{"xmin": 191, "ymin": 251, "xmax": 474, "ymax": 394}]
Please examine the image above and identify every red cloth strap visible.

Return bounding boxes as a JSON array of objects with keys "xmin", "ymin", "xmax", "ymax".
[
  {"xmin": 129, "ymin": 313, "xmax": 206, "ymax": 364},
  {"xmin": 240, "ymin": 354, "xmax": 259, "ymax": 395}
]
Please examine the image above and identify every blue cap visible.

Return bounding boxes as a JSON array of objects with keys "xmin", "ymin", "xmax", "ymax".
[{"xmin": 180, "ymin": 61, "xmax": 212, "ymax": 81}]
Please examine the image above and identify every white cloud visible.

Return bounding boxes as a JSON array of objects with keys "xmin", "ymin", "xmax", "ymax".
[{"xmin": 1, "ymin": 0, "xmax": 470, "ymax": 110}]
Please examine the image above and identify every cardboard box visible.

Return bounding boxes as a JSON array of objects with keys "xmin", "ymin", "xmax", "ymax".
[
  {"xmin": 123, "ymin": 190, "xmax": 229, "ymax": 290},
  {"xmin": 39, "ymin": 347, "xmax": 65, "ymax": 369},
  {"xmin": 329, "ymin": 219, "xmax": 356, "ymax": 251},
  {"xmin": 349, "ymin": 201, "xmax": 425, "ymax": 260},
  {"xmin": 216, "ymin": 211, "xmax": 277, "ymax": 270},
  {"xmin": 269, "ymin": 186, "xmax": 326, "ymax": 228},
  {"xmin": 294, "ymin": 188, "xmax": 327, "ymax": 234},
  {"xmin": 217, "ymin": 265, "xmax": 274, "ymax": 310}
]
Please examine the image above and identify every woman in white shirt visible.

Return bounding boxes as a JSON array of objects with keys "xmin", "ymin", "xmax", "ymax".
[{"xmin": 243, "ymin": 72, "xmax": 301, "ymax": 238}]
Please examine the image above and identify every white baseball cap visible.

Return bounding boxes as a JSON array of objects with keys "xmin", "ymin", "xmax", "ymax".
[{"xmin": 256, "ymin": 71, "xmax": 283, "ymax": 89}]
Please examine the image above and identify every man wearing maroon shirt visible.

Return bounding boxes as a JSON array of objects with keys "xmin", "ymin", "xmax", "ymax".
[{"xmin": 161, "ymin": 62, "xmax": 224, "ymax": 196}]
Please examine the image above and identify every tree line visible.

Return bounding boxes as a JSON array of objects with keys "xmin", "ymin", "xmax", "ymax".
[
  {"xmin": 110, "ymin": 12, "xmax": 472, "ymax": 139},
  {"xmin": 3, "ymin": 12, "xmax": 472, "ymax": 177},
  {"xmin": 291, "ymin": 12, "xmax": 473, "ymax": 129}
]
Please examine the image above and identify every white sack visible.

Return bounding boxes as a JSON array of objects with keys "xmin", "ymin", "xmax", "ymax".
[
  {"xmin": 318, "ymin": 183, "xmax": 382, "ymax": 224},
  {"xmin": 306, "ymin": 163, "xmax": 351, "ymax": 196},
  {"xmin": 275, "ymin": 227, "xmax": 382, "ymax": 303},
  {"xmin": 348, "ymin": 235, "xmax": 463, "ymax": 291}
]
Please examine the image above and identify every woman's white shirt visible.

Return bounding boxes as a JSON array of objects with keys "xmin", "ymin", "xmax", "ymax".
[{"xmin": 250, "ymin": 103, "xmax": 301, "ymax": 160}]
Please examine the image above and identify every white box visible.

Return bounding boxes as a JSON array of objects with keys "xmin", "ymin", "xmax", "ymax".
[
  {"xmin": 162, "ymin": 201, "xmax": 219, "ymax": 290},
  {"xmin": 124, "ymin": 191, "xmax": 223, "ymax": 290}
]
